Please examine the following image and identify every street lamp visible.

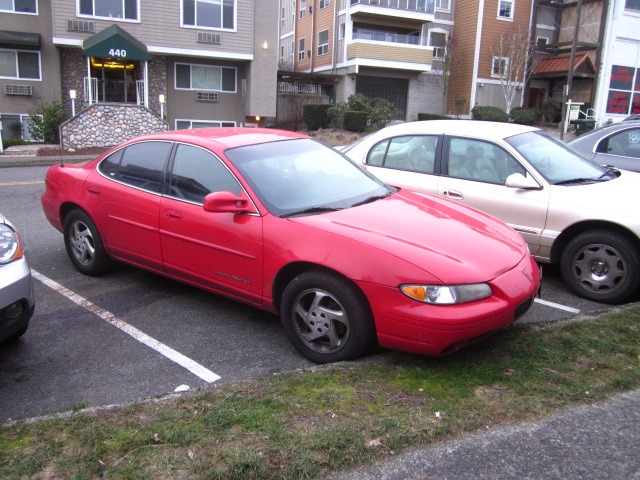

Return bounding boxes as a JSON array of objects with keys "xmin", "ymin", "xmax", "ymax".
[
  {"xmin": 159, "ymin": 94, "xmax": 165, "ymax": 119},
  {"xmin": 69, "ymin": 90, "xmax": 76, "ymax": 117}
]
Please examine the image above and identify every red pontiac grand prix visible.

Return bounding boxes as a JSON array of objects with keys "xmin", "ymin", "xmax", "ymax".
[{"xmin": 41, "ymin": 128, "xmax": 539, "ymax": 363}]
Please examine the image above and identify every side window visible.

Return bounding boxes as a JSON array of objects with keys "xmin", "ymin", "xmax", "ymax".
[
  {"xmin": 169, "ymin": 144, "xmax": 242, "ymax": 203},
  {"xmin": 602, "ymin": 129, "xmax": 640, "ymax": 158},
  {"xmin": 366, "ymin": 135, "xmax": 438, "ymax": 173},
  {"xmin": 447, "ymin": 138, "xmax": 524, "ymax": 184},
  {"xmin": 112, "ymin": 142, "xmax": 172, "ymax": 193}
]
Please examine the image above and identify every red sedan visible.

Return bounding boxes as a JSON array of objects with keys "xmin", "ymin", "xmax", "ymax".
[{"xmin": 41, "ymin": 128, "xmax": 539, "ymax": 363}]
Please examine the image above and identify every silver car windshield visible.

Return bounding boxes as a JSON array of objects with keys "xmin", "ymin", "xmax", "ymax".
[
  {"xmin": 225, "ymin": 138, "xmax": 393, "ymax": 217},
  {"xmin": 506, "ymin": 131, "xmax": 608, "ymax": 184}
]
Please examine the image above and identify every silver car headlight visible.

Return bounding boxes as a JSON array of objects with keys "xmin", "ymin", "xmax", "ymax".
[
  {"xmin": 0, "ymin": 224, "xmax": 23, "ymax": 264},
  {"xmin": 400, "ymin": 283, "xmax": 492, "ymax": 305}
]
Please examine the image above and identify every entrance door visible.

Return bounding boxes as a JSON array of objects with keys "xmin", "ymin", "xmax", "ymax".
[{"xmin": 90, "ymin": 58, "xmax": 141, "ymax": 103}]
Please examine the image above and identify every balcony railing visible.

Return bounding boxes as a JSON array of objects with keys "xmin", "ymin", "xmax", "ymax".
[
  {"xmin": 353, "ymin": 29, "xmax": 422, "ymax": 46},
  {"xmin": 350, "ymin": 0, "xmax": 435, "ymax": 14}
]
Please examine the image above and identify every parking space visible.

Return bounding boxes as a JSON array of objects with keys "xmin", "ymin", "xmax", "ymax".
[{"xmin": 0, "ymin": 166, "xmax": 624, "ymax": 424}]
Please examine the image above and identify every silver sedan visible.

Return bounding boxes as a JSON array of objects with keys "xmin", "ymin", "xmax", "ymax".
[
  {"xmin": 341, "ymin": 120, "xmax": 640, "ymax": 304},
  {"xmin": 0, "ymin": 213, "xmax": 35, "ymax": 343},
  {"xmin": 569, "ymin": 121, "xmax": 640, "ymax": 172}
]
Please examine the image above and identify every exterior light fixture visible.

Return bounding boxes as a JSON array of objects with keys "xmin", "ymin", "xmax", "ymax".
[
  {"xmin": 263, "ymin": 41, "xmax": 268, "ymax": 50},
  {"xmin": 70, "ymin": 90, "xmax": 77, "ymax": 116},
  {"xmin": 159, "ymin": 94, "xmax": 165, "ymax": 119}
]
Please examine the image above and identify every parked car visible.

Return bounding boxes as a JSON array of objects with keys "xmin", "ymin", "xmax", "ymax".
[
  {"xmin": 0, "ymin": 214, "xmax": 35, "ymax": 343},
  {"xmin": 41, "ymin": 128, "xmax": 539, "ymax": 363},
  {"xmin": 341, "ymin": 120, "xmax": 640, "ymax": 304},
  {"xmin": 569, "ymin": 121, "xmax": 640, "ymax": 172},
  {"xmin": 622, "ymin": 114, "xmax": 640, "ymax": 122}
]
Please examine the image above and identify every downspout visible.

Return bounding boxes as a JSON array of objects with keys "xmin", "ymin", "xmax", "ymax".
[
  {"xmin": 310, "ymin": 1, "xmax": 315, "ymax": 72},
  {"xmin": 469, "ymin": 0, "xmax": 485, "ymax": 114}
]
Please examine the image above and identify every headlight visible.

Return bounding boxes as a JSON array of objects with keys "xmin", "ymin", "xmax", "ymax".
[
  {"xmin": 0, "ymin": 224, "xmax": 23, "ymax": 264},
  {"xmin": 400, "ymin": 283, "xmax": 492, "ymax": 305}
]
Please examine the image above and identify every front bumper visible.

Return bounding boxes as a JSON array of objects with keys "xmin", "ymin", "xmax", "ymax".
[
  {"xmin": 0, "ymin": 256, "xmax": 35, "ymax": 342},
  {"xmin": 359, "ymin": 254, "xmax": 540, "ymax": 356}
]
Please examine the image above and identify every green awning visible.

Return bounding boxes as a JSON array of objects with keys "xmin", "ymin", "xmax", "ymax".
[
  {"xmin": 83, "ymin": 25, "xmax": 150, "ymax": 61},
  {"xmin": 0, "ymin": 30, "xmax": 40, "ymax": 49}
]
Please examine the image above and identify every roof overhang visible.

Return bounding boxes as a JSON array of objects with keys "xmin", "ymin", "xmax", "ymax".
[
  {"xmin": 0, "ymin": 30, "xmax": 40, "ymax": 49},
  {"xmin": 532, "ymin": 52, "xmax": 596, "ymax": 80},
  {"xmin": 83, "ymin": 25, "xmax": 150, "ymax": 61}
]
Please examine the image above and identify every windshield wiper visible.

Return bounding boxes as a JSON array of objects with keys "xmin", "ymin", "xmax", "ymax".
[
  {"xmin": 597, "ymin": 167, "xmax": 620, "ymax": 180},
  {"xmin": 554, "ymin": 177, "xmax": 605, "ymax": 186},
  {"xmin": 280, "ymin": 206, "xmax": 342, "ymax": 218},
  {"xmin": 350, "ymin": 191, "xmax": 394, "ymax": 208}
]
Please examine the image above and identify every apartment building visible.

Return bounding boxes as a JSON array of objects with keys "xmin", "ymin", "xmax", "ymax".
[
  {"xmin": 279, "ymin": 0, "xmax": 454, "ymax": 121},
  {"xmin": 1, "ymin": 0, "xmax": 279, "ymax": 146}
]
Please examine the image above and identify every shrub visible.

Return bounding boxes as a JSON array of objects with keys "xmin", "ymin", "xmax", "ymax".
[
  {"xmin": 368, "ymin": 98, "xmax": 397, "ymax": 131},
  {"xmin": 302, "ymin": 103, "xmax": 332, "ymax": 130},
  {"xmin": 28, "ymin": 101, "xmax": 66, "ymax": 143},
  {"xmin": 343, "ymin": 111, "xmax": 368, "ymax": 132},
  {"xmin": 471, "ymin": 105, "xmax": 509, "ymax": 122},
  {"xmin": 542, "ymin": 101, "xmax": 561, "ymax": 124},
  {"xmin": 417, "ymin": 113, "xmax": 454, "ymax": 121},
  {"xmin": 509, "ymin": 107, "xmax": 540, "ymax": 125},
  {"xmin": 2, "ymin": 137, "xmax": 29, "ymax": 150},
  {"xmin": 8, "ymin": 121, "xmax": 23, "ymax": 139}
]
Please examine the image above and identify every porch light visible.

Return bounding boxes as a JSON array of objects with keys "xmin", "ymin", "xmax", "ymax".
[
  {"xmin": 255, "ymin": 116, "xmax": 261, "ymax": 121},
  {"xmin": 262, "ymin": 41, "xmax": 268, "ymax": 50},
  {"xmin": 159, "ymin": 94, "xmax": 165, "ymax": 119},
  {"xmin": 70, "ymin": 90, "xmax": 77, "ymax": 116}
]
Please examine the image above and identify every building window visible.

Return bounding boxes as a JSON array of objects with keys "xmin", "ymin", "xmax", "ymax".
[
  {"xmin": 338, "ymin": 22, "xmax": 345, "ymax": 40},
  {"xmin": 298, "ymin": 38, "xmax": 305, "ymax": 60},
  {"xmin": 625, "ymin": 0, "xmax": 640, "ymax": 11},
  {"xmin": 182, "ymin": 0, "xmax": 235, "ymax": 30},
  {"xmin": 175, "ymin": 63, "xmax": 237, "ymax": 92},
  {"xmin": 320, "ymin": 0, "xmax": 330, "ymax": 9},
  {"xmin": 317, "ymin": 29, "xmax": 329, "ymax": 56},
  {"xmin": 435, "ymin": 0, "xmax": 450, "ymax": 11},
  {"xmin": 492, "ymin": 56, "xmax": 508, "ymax": 77},
  {"xmin": 79, "ymin": 0, "xmax": 139, "ymax": 21},
  {"xmin": 498, "ymin": 0, "xmax": 514, "ymax": 20},
  {"xmin": 428, "ymin": 30, "xmax": 447, "ymax": 59},
  {"xmin": 0, "ymin": 0, "xmax": 37, "ymax": 13},
  {"xmin": 176, "ymin": 119, "xmax": 236, "ymax": 129},
  {"xmin": 536, "ymin": 36, "xmax": 548, "ymax": 48},
  {"xmin": 300, "ymin": 0, "xmax": 306, "ymax": 18},
  {"xmin": 0, "ymin": 49, "xmax": 40, "ymax": 80},
  {"xmin": 281, "ymin": 5, "xmax": 285, "ymax": 26}
]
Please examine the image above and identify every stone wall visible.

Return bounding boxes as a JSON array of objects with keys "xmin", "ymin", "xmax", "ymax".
[{"xmin": 60, "ymin": 104, "xmax": 167, "ymax": 150}]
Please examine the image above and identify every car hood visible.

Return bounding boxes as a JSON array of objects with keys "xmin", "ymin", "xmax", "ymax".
[
  {"xmin": 549, "ymin": 169, "xmax": 640, "ymax": 220},
  {"xmin": 290, "ymin": 190, "xmax": 527, "ymax": 284}
]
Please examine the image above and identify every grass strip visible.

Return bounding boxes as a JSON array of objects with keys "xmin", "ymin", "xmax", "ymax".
[{"xmin": 1, "ymin": 307, "xmax": 639, "ymax": 479}]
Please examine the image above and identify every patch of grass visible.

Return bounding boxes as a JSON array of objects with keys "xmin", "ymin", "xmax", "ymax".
[{"xmin": 1, "ymin": 308, "xmax": 639, "ymax": 479}]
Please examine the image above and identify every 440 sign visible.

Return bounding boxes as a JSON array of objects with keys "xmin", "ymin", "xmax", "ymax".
[{"xmin": 108, "ymin": 48, "xmax": 127, "ymax": 58}]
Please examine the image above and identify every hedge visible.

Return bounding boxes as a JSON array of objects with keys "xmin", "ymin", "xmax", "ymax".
[
  {"xmin": 417, "ymin": 113, "xmax": 454, "ymax": 121},
  {"xmin": 510, "ymin": 107, "xmax": 540, "ymax": 125},
  {"xmin": 471, "ymin": 106, "xmax": 509, "ymax": 122},
  {"xmin": 302, "ymin": 103, "xmax": 332, "ymax": 130},
  {"xmin": 343, "ymin": 111, "xmax": 368, "ymax": 132}
]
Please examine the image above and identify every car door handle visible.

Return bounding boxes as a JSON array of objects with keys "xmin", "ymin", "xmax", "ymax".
[
  {"xmin": 164, "ymin": 209, "xmax": 182, "ymax": 221},
  {"xmin": 442, "ymin": 189, "xmax": 463, "ymax": 200},
  {"xmin": 86, "ymin": 185, "xmax": 101, "ymax": 196}
]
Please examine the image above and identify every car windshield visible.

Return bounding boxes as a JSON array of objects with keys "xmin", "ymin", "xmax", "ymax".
[
  {"xmin": 225, "ymin": 138, "xmax": 393, "ymax": 217},
  {"xmin": 506, "ymin": 131, "xmax": 608, "ymax": 184}
]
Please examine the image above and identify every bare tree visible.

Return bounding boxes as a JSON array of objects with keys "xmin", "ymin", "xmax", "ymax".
[
  {"xmin": 490, "ymin": 25, "xmax": 540, "ymax": 114},
  {"xmin": 435, "ymin": 33, "xmax": 464, "ymax": 114}
]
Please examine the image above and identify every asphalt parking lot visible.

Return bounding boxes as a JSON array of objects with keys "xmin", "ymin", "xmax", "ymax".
[{"xmin": 0, "ymin": 165, "xmax": 631, "ymax": 424}]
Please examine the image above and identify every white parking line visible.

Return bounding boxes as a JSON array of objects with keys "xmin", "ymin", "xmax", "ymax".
[
  {"xmin": 32, "ymin": 270, "xmax": 221, "ymax": 384},
  {"xmin": 534, "ymin": 298, "xmax": 581, "ymax": 314}
]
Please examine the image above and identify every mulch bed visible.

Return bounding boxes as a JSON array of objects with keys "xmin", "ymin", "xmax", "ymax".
[{"xmin": 36, "ymin": 146, "xmax": 109, "ymax": 157}]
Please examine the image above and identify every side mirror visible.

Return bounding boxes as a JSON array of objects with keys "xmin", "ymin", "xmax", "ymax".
[
  {"xmin": 203, "ymin": 191, "xmax": 256, "ymax": 214},
  {"xmin": 505, "ymin": 173, "xmax": 540, "ymax": 190}
]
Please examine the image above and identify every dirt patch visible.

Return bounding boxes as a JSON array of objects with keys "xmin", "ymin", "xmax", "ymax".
[
  {"xmin": 299, "ymin": 127, "xmax": 364, "ymax": 147},
  {"xmin": 37, "ymin": 146, "xmax": 109, "ymax": 157}
]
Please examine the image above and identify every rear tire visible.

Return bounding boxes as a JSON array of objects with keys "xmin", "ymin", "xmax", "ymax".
[
  {"xmin": 560, "ymin": 230, "xmax": 640, "ymax": 304},
  {"xmin": 281, "ymin": 270, "xmax": 376, "ymax": 363},
  {"xmin": 64, "ymin": 210, "xmax": 112, "ymax": 276}
]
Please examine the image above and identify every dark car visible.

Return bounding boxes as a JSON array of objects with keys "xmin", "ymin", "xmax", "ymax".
[
  {"xmin": 569, "ymin": 121, "xmax": 640, "ymax": 172},
  {"xmin": 0, "ymin": 214, "xmax": 35, "ymax": 343}
]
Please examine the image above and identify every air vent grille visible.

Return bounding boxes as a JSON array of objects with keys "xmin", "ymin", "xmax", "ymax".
[
  {"xmin": 67, "ymin": 19, "xmax": 96, "ymax": 32},
  {"xmin": 4, "ymin": 84, "xmax": 32, "ymax": 95},
  {"xmin": 197, "ymin": 32, "xmax": 221, "ymax": 44},
  {"xmin": 196, "ymin": 92, "xmax": 219, "ymax": 102}
]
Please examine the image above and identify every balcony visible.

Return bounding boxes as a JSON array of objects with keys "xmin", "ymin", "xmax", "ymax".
[
  {"xmin": 349, "ymin": 0, "xmax": 435, "ymax": 22},
  {"xmin": 346, "ymin": 40, "xmax": 433, "ymax": 72}
]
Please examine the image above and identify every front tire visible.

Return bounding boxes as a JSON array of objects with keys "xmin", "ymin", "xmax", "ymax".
[
  {"xmin": 560, "ymin": 230, "xmax": 640, "ymax": 304},
  {"xmin": 281, "ymin": 270, "xmax": 376, "ymax": 363},
  {"xmin": 63, "ymin": 210, "xmax": 112, "ymax": 276}
]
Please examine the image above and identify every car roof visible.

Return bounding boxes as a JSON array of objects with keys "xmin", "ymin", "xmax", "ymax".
[
  {"xmin": 124, "ymin": 127, "xmax": 309, "ymax": 150},
  {"xmin": 371, "ymin": 120, "xmax": 540, "ymax": 140},
  {"xmin": 568, "ymin": 121, "xmax": 640, "ymax": 144}
]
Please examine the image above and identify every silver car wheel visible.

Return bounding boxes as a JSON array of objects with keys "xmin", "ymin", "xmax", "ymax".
[
  {"xmin": 291, "ymin": 288, "xmax": 350, "ymax": 354},
  {"xmin": 570, "ymin": 243, "xmax": 626, "ymax": 294},
  {"xmin": 68, "ymin": 220, "xmax": 96, "ymax": 266}
]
